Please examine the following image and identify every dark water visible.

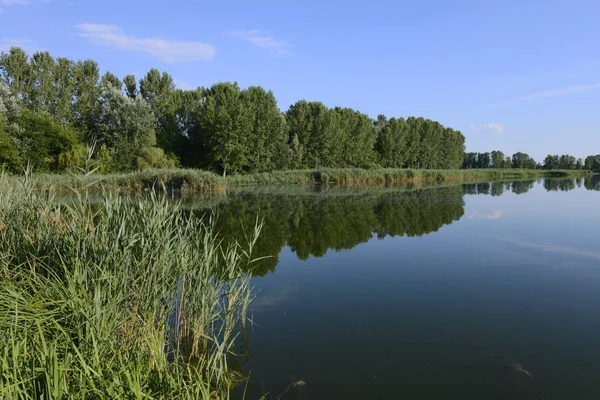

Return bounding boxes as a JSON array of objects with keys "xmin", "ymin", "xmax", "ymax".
[{"xmin": 206, "ymin": 176, "xmax": 600, "ymax": 400}]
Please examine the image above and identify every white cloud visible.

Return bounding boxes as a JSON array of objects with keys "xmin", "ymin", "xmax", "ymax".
[
  {"xmin": 0, "ymin": 0, "xmax": 29, "ymax": 5},
  {"xmin": 468, "ymin": 210, "xmax": 503, "ymax": 220},
  {"xmin": 491, "ymin": 82, "xmax": 600, "ymax": 107},
  {"xmin": 0, "ymin": 0, "xmax": 26, "ymax": 14},
  {"xmin": 509, "ymin": 241, "xmax": 600, "ymax": 261},
  {"xmin": 518, "ymin": 83, "xmax": 600, "ymax": 102},
  {"xmin": 75, "ymin": 24, "xmax": 216, "ymax": 63},
  {"xmin": 0, "ymin": 38, "xmax": 36, "ymax": 52},
  {"xmin": 231, "ymin": 30, "xmax": 293, "ymax": 57},
  {"xmin": 469, "ymin": 123, "xmax": 505, "ymax": 133}
]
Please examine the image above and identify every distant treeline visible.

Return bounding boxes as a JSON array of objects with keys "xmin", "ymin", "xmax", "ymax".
[
  {"xmin": 0, "ymin": 47, "xmax": 465, "ymax": 175},
  {"xmin": 463, "ymin": 151, "xmax": 600, "ymax": 172}
]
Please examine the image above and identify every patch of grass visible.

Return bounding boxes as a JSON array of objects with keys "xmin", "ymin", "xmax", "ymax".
[
  {"xmin": 5, "ymin": 168, "xmax": 593, "ymax": 193},
  {"xmin": 0, "ymin": 171, "xmax": 259, "ymax": 398}
]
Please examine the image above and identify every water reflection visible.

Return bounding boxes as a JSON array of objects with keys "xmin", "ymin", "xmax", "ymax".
[
  {"xmin": 202, "ymin": 186, "xmax": 465, "ymax": 275},
  {"xmin": 232, "ymin": 176, "xmax": 600, "ymax": 400},
  {"xmin": 188, "ymin": 177, "xmax": 599, "ymax": 276},
  {"xmin": 461, "ymin": 179, "xmax": 538, "ymax": 195},
  {"xmin": 584, "ymin": 174, "xmax": 600, "ymax": 190}
]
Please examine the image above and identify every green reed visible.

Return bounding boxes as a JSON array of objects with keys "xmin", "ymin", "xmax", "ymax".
[
  {"xmin": 18, "ymin": 167, "xmax": 593, "ymax": 194},
  {"xmin": 0, "ymin": 171, "xmax": 259, "ymax": 399}
]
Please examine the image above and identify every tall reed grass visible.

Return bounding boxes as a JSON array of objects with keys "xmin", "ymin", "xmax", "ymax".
[
  {"xmin": 22, "ymin": 168, "xmax": 593, "ymax": 194},
  {"xmin": 0, "ymin": 171, "xmax": 259, "ymax": 399}
]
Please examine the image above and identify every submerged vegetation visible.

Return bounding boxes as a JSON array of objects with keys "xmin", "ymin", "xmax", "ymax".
[{"xmin": 0, "ymin": 172, "xmax": 259, "ymax": 398}]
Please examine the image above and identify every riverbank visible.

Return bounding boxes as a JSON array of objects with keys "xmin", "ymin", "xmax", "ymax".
[
  {"xmin": 21, "ymin": 168, "xmax": 594, "ymax": 193},
  {"xmin": 0, "ymin": 174, "xmax": 257, "ymax": 398}
]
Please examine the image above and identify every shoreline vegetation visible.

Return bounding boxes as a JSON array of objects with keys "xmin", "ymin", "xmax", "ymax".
[
  {"xmin": 22, "ymin": 167, "xmax": 594, "ymax": 193},
  {"xmin": 0, "ymin": 172, "xmax": 260, "ymax": 398},
  {"xmin": 2, "ymin": 47, "xmax": 599, "ymax": 181}
]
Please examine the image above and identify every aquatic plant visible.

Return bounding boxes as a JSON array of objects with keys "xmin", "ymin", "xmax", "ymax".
[{"xmin": 0, "ymin": 171, "xmax": 259, "ymax": 398}]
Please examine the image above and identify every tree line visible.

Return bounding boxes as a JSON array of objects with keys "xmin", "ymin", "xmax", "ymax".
[
  {"xmin": 0, "ymin": 47, "xmax": 466, "ymax": 175},
  {"xmin": 463, "ymin": 151, "xmax": 600, "ymax": 172}
]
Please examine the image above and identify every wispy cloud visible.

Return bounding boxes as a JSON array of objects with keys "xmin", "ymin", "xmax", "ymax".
[
  {"xmin": 469, "ymin": 123, "xmax": 505, "ymax": 133},
  {"xmin": 75, "ymin": 24, "xmax": 216, "ymax": 63},
  {"xmin": 468, "ymin": 210, "xmax": 503, "ymax": 220},
  {"xmin": 231, "ymin": 30, "xmax": 293, "ymax": 57},
  {"xmin": 0, "ymin": 0, "xmax": 27, "ymax": 14},
  {"xmin": 173, "ymin": 78, "xmax": 193, "ymax": 91},
  {"xmin": 251, "ymin": 285, "xmax": 298, "ymax": 313},
  {"xmin": 491, "ymin": 83, "xmax": 600, "ymax": 107},
  {"xmin": 0, "ymin": 38, "xmax": 36, "ymax": 52},
  {"xmin": 509, "ymin": 240, "xmax": 600, "ymax": 261},
  {"xmin": 519, "ymin": 83, "xmax": 600, "ymax": 101},
  {"xmin": 0, "ymin": 0, "xmax": 30, "ymax": 5}
]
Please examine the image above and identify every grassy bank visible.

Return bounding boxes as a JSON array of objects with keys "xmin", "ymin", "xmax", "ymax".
[
  {"xmin": 24, "ymin": 167, "xmax": 594, "ymax": 193},
  {"xmin": 0, "ymin": 173, "xmax": 259, "ymax": 398}
]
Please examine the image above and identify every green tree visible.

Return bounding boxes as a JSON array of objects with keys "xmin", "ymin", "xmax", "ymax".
[
  {"xmin": 0, "ymin": 47, "xmax": 32, "ymax": 104},
  {"xmin": 462, "ymin": 152, "xmax": 478, "ymax": 169},
  {"xmin": 477, "ymin": 152, "xmax": 491, "ymax": 168},
  {"xmin": 176, "ymin": 88, "xmax": 204, "ymax": 167},
  {"xmin": 543, "ymin": 154, "xmax": 559, "ymax": 169},
  {"xmin": 241, "ymin": 85, "xmax": 289, "ymax": 172},
  {"xmin": 0, "ymin": 92, "xmax": 22, "ymax": 171},
  {"xmin": 511, "ymin": 152, "xmax": 537, "ymax": 169},
  {"xmin": 140, "ymin": 69, "xmax": 183, "ymax": 160},
  {"xmin": 559, "ymin": 154, "xmax": 576, "ymax": 169},
  {"xmin": 123, "ymin": 74, "xmax": 137, "ymax": 98},
  {"xmin": 29, "ymin": 51, "xmax": 56, "ymax": 113},
  {"xmin": 101, "ymin": 71, "xmax": 123, "ymax": 91},
  {"xmin": 96, "ymin": 86, "xmax": 166, "ymax": 171},
  {"xmin": 52, "ymin": 57, "xmax": 76, "ymax": 124},
  {"xmin": 73, "ymin": 59, "xmax": 102, "ymax": 137},
  {"xmin": 333, "ymin": 107, "xmax": 377, "ymax": 167},
  {"xmin": 286, "ymin": 101, "xmax": 343, "ymax": 168},
  {"xmin": 200, "ymin": 82, "xmax": 252, "ymax": 176},
  {"xmin": 14, "ymin": 109, "xmax": 79, "ymax": 171},
  {"xmin": 490, "ymin": 150, "xmax": 505, "ymax": 168},
  {"xmin": 584, "ymin": 155, "xmax": 600, "ymax": 172}
]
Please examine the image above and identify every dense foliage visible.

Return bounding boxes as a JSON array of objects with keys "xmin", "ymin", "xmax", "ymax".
[
  {"xmin": 1, "ymin": 47, "xmax": 466, "ymax": 175},
  {"xmin": 462, "ymin": 151, "xmax": 539, "ymax": 169},
  {"xmin": 463, "ymin": 151, "xmax": 600, "ymax": 171},
  {"xmin": 2, "ymin": 47, "xmax": 596, "ymax": 176},
  {"xmin": 584, "ymin": 155, "xmax": 600, "ymax": 172}
]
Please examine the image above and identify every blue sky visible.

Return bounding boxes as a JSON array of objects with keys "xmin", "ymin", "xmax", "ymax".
[{"xmin": 1, "ymin": 0, "xmax": 599, "ymax": 160}]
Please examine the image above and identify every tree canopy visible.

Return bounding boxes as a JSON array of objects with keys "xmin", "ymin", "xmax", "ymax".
[{"xmin": 0, "ymin": 47, "xmax": 595, "ymax": 175}]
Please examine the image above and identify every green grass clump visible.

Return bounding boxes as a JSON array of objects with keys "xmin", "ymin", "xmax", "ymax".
[
  {"xmin": 34, "ymin": 168, "xmax": 228, "ymax": 193},
  {"xmin": 0, "ymin": 172, "xmax": 259, "ymax": 399}
]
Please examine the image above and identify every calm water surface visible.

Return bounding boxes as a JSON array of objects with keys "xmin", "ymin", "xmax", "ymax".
[{"xmin": 205, "ymin": 177, "xmax": 600, "ymax": 400}]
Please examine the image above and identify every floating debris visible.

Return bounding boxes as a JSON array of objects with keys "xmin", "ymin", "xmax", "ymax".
[
  {"xmin": 508, "ymin": 363, "xmax": 534, "ymax": 378},
  {"xmin": 275, "ymin": 378, "xmax": 307, "ymax": 400}
]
